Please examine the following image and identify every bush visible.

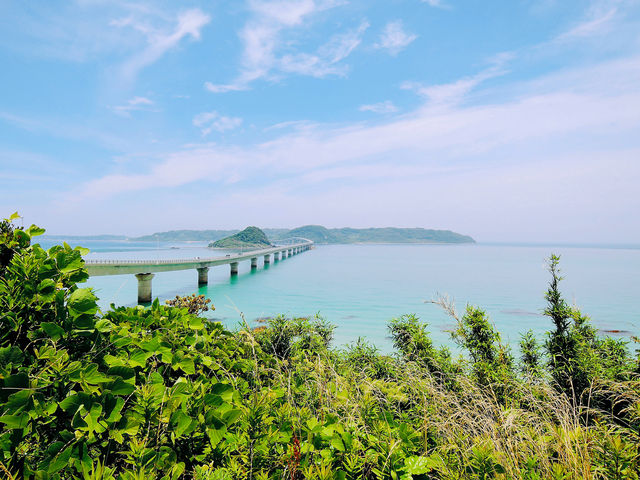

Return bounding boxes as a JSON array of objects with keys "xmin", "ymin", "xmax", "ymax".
[{"xmin": 1, "ymin": 215, "xmax": 639, "ymax": 479}]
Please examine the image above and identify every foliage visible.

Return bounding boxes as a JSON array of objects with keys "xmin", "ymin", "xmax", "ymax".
[
  {"xmin": 165, "ymin": 294, "xmax": 213, "ymax": 316},
  {"xmin": 1, "ymin": 216, "xmax": 639, "ymax": 479},
  {"xmin": 208, "ymin": 227, "xmax": 272, "ymax": 249},
  {"xmin": 544, "ymin": 254, "xmax": 632, "ymax": 404}
]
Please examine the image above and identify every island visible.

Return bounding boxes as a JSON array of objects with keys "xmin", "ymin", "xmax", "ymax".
[
  {"xmin": 208, "ymin": 226, "xmax": 274, "ymax": 249},
  {"xmin": 134, "ymin": 225, "xmax": 475, "ymax": 244}
]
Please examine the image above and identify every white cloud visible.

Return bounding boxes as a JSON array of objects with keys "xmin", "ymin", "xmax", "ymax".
[
  {"xmin": 421, "ymin": 0, "xmax": 446, "ymax": 8},
  {"xmin": 193, "ymin": 111, "xmax": 243, "ymax": 136},
  {"xmin": 359, "ymin": 101, "xmax": 398, "ymax": 114},
  {"xmin": 78, "ymin": 55, "xmax": 640, "ymax": 209},
  {"xmin": 117, "ymin": 8, "xmax": 211, "ymax": 83},
  {"xmin": 557, "ymin": 7, "xmax": 617, "ymax": 40},
  {"xmin": 279, "ymin": 21, "xmax": 369, "ymax": 77},
  {"xmin": 402, "ymin": 53, "xmax": 512, "ymax": 105},
  {"xmin": 204, "ymin": 1, "xmax": 363, "ymax": 92},
  {"xmin": 374, "ymin": 21, "xmax": 417, "ymax": 55},
  {"xmin": 110, "ymin": 96, "xmax": 155, "ymax": 116}
]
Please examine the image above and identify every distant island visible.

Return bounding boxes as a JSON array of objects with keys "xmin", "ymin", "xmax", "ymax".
[
  {"xmin": 284, "ymin": 225, "xmax": 474, "ymax": 244},
  {"xmin": 209, "ymin": 226, "xmax": 274, "ymax": 249},
  {"xmin": 43, "ymin": 225, "xmax": 475, "ymax": 245},
  {"xmin": 143, "ymin": 225, "xmax": 475, "ymax": 245}
]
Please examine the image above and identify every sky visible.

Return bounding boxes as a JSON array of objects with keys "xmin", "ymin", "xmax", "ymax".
[{"xmin": 1, "ymin": 0, "xmax": 639, "ymax": 242}]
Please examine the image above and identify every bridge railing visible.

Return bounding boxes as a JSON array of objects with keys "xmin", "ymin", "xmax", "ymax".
[{"xmin": 84, "ymin": 239, "xmax": 312, "ymax": 265}]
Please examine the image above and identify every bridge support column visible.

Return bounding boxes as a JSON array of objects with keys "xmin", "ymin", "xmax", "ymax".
[
  {"xmin": 274, "ymin": 252, "xmax": 280, "ymax": 261},
  {"xmin": 197, "ymin": 267, "xmax": 209, "ymax": 286},
  {"xmin": 251, "ymin": 257, "xmax": 258, "ymax": 269},
  {"xmin": 135, "ymin": 273, "xmax": 154, "ymax": 304},
  {"xmin": 264, "ymin": 254, "xmax": 271, "ymax": 264},
  {"xmin": 230, "ymin": 262, "xmax": 239, "ymax": 276}
]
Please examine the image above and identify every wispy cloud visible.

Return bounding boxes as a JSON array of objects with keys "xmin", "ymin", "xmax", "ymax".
[
  {"xmin": 116, "ymin": 8, "xmax": 210, "ymax": 84},
  {"xmin": 77, "ymin": 55, "xmax": 640, "ymax": 195},
  {"xmin": 204, "ymin": 0, "xmax": 363, "ymax": 92},
  {"xmin": 110, "ymin": 96, "xmax": 155, "ymax": 117},
  {"xmin": 402, "ymin": 53, "xmax": 513, "ymax": 105},
  {"xmin": 359, "ymin": 101, "xmax": 398, "ymax": 114},
  {"xmin": 421, "ymin": 0, "xmax": 447, "ymax": 8},
  {"xmin": 556, "ymin": 7, "xmax": 617, "ymax": 41},
  {"xmin": 374, "ymin": 20, "xmax": 417, "ymax": 55},
  {"xmin": 193, "ymin": 111, "xmax": 243, "ymax": 136},
  {"xmin": 280, "ymin": 21, "xmax": 369, "ymax": 77}
]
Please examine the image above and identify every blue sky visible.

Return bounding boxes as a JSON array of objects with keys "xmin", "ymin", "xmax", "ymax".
[{"xmin": 1, "ymin": 0, "xmax": 639, "ymax": 242}]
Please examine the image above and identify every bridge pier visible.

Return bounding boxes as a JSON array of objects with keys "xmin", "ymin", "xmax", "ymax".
[
  {"xmin": 135, "ymin": 273, "xmax": 155, "ymax": 303},
  {"xmin": 274, "ymin": 252, "xmax": 280, "ymax": 261},
  {"xmin": 230, "ymin": 262, "xmax": 239, "ymax": 276},
  {"xmin": 197, "ymin": 267, "xmax": 209, "ymax": 286},
  {"xmin": 264, "ymin": 254, "xmax": 270, "ymax": 264},
  {"xmin": 251, "ymin": 257, "xmax": 258, "ymax": 269}
]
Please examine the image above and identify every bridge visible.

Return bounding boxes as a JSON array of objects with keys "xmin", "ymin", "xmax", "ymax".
[{"xmin": 85, "ymin": 238, "xmax": 314, "ymax": 303}]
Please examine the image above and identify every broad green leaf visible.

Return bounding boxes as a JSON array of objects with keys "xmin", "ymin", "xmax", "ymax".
[
  {"xmin": 171, "ymin": 410, "xmax": 195, "ymax": 437},
  {"xmin": 129, "ymin": 350, "xmax": 152, "ymax": 368},
  {"xmin": 107, "ymin": 366, "xmax": 135, "ymax": 380},
  {"xmin": 177, "ymin": 358, "xmax": 195, "ymax": 375},
  {"xmin": 0, "ymin": 413, "xmax": 30, "ymax": 429},
  {"xmin": 330, "ymin": 434, "xmax": 345, "ymax": 452},
  {"xmin": 27, "ymin": 225, "xmax": 46, "ymax": 237},
  {"xmin": 110, "ymin": 378, "xmax": 136, "ymax": 396},
  {"xmin": 211, "ymin": 383, "xmax": 234, "ymax": 403},
  {"xmin": 48, "ymin": 445, "xmax": 74, "ymax": 474},
  {"xmin": 0, "ymin": 346, "xmax": 24, "ymax": 365},
  {"xmin": 68, "ymin": 288, "xmax": 98, "ymax": 317},
  {"xmin": 41, "ymin": 322, "xmax": 65, "ymax": 340},
  {"xmin": 221, "ymin": 409, "xmax": 242, "ymax": 426},
  {"xmin": 5, "ymin": 389, "xmax": 32, "ymax": 411}
]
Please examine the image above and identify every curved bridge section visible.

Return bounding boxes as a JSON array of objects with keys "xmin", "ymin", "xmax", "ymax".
[{"xmin": 85, "ymin": 239, "xmax": 313, "ymax": 303}]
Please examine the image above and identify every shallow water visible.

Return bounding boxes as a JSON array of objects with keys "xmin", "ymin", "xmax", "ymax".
[{"xmin": 38, "ymin": 238, "xmax": 640, "ymax": 352}]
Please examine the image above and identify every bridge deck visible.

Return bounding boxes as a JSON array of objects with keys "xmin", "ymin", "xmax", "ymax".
[{"xmin": 85, "ymin": 241, "xmax": 313, "ymax": 276}]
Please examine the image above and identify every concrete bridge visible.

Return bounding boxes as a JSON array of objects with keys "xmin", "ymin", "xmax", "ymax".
[{"xmin": 85, "ymin": 238, "xmax": 313, "ymax": 303}]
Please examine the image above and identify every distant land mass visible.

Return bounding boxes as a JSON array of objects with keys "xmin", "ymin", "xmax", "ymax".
[
  {"xmin": 133, "ymin": 229, "xmax": 289, "ymax": 242},
  {"xmin": 284, "ymin": 225, "xmax": 475, "ymax": 244},
  {"xmin": 135, "ymin": 225, "xmax": 474, "ymax": 245},
  {"xmin": 42, "ymin": 226, "xmax": 474, "ymax": 245},
  {"xmin": 209, "ymin": 226, "xmax": 274, "ymax": 249}
]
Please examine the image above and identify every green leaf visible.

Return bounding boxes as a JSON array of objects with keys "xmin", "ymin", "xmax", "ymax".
[
  {"xmin": 211, "ymin": 383, "xmax": 234, "ymax": 403},
  {"xmin": 110, "ymin": 378, "xmax": 136, "ymax": 396},
  {"xmin": 0, "ymin": 346, "xmax": 24, "ymax": 365},
  {"xmin": 330, "ymin": 434, "xmax": 345, "ymax": 452},
  {"xmin": 107, "ymin": 366, "xmax": 135, "ymax": 380},
  {"xmin": 8, "ymin": 212, "xmax": 20, "ymax": 221},
  {"xmin": 68, "ymin": 288, "xmax": 98, "ymax": 317},
  {"xmin": 206, "ymin": 426, "xmax": 227, "ymax": 448},
  {"xmin": 221, "ymin": 409, "xmax": 242, "ymax": 426},
  {"xmin": 37, "ymin": 279, "xmax": 57, "ymax": 300},
  {"xmin": 171, "ymin": 410, "xmax": 195, "ymax": 437},
  {"xmin": 5, "ymin": 390, "xmax": 32, "ymax": 411},
  {"xmin": 48, "ymin": 445, "xmax": 74, "ymax": 474},
  {"xmin": 94, "ymin": 319, "xmax": 113, "ymax": 333},
  {"xmin": 27, "ymin": 225, "xmax": 46, "ymax": 237},
  {"xmin": 59, "ymin": 394, "xmax": 82, "ymax": 413},
  {"xmin": 41, "ymin": 322, "xmax": 65, "ymax": 340},
  {"xmin": 0, "ymin": 413, "xmax": 30, "ymax": 429},
  {"xmin": 129, "ymin": 350, "xmax": 152, "ymax": 368},
  {"xmin": 177, "ymin": 358, "xmax": 195, "ymax": 375}
]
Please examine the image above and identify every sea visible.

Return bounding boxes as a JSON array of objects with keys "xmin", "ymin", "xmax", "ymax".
[{"xmin": 38, "ymin": 238, "xmax": 640, "ymax": 353}]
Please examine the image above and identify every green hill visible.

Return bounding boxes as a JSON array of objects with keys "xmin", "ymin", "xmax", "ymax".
[
  {"xmin": 283, "ymin": 225, "xmax": 474, "ymax": 244},
  {"xmin": 132, "ymin": 225, "xmax": 474, "ymax": 244},
  {"xmin": 209, "ymin": 226, "xmax": 273, "ymax": 249}
]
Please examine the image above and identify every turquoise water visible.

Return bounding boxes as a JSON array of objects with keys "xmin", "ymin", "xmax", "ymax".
[{"xmin": 38, "ymin": 239, "xmax": 640, "ymax": 352}]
